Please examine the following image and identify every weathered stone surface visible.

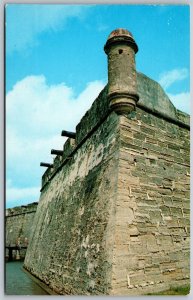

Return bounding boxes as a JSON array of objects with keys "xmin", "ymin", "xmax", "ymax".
[
  {"xmin": 6, "ymin": 202, "xmax": 38, "ymax": 245},
  {"xmin": 22, "ymin": 29, "xmax": 189, "ymax": 295},
  {"xmin": 24, "ymin": 91, "xmax": 189, "ymax": 296},
  {"xmin": 137, "ymin": 72, "xmax": 189, "ymax": 126},
  {"xmin": 110, "ymin": 109, "xmax": 189, "ymax": 294},
  {"xmin": 24, "ymin": 113, "xmax": 120, "ymax": 295},
  {"xmin": 6, "ymin": 202, "xmax": 38, "ymax": 259}
]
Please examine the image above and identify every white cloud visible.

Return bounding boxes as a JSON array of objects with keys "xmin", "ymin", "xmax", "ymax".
[
  {"xmin": 158, "ymin": 68, "xmax": 190, "ymax": 114},
  {"xmin": 167, "ymin": 92, "xmax": 190, "ymax": 114},
  {"xmin": 159, "ymin": 68, "xmax": 188, "ymax": 89},
  {"xmin": 7, "ymin": 186, "xmax": 40, "ymax": 203},
  {"xmin": 6, "ymin": 185, "xmax": 40, "ymax": 208},
  {"xmin": 7, "ymin": 75, "xmax": 104, "ymax": 138},
  {"xmin": 6, "ymin": 5, "xmax": 89, "ymax": 53},
  {"xmin": 6, "ymin": 75, "xmax": 105, "ymax": 207}
]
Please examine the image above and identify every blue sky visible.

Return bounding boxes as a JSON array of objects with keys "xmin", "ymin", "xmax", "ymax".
[{"xmin": 6, "ymin": 4, "xmax": 190, "ymax": 208}]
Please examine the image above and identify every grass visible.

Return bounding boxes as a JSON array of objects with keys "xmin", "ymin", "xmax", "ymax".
[{"xmin": 146, "ymin": 285, "xmax": 190, "ymax": 296}]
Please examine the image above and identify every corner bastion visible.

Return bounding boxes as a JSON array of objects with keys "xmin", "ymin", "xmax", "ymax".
[{"xmin": 23, "ymin": 29, "xmax": 190, "ymax": 295}]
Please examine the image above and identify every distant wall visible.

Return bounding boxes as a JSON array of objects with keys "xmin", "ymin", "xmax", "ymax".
[
  {"xmin": 6, "ymin": 202, "xmax": 38, "ymax": 252},
  {"xmin": 6, "ymin": 202, "xmax": 38, "ymax": 259}
]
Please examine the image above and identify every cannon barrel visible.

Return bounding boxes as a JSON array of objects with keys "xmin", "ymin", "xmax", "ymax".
[
  {"xmin": 40, "ymin": 162, "xmax": 53, "ymax": 168},
  {"xmin": 51, "ymin": 149, "xmax": 63, "ymax": 156},
  {"xmin": 61, "ymin": 130, "xmax": 76, "ymax": 139}
]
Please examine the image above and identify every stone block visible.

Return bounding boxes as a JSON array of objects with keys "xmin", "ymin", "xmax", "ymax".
[
  {"xmin": 119, "ymin": 174, "xmax": 140, "ymax": 185},
  {"xmin": 133, "ymin": 132, "xmax": 146, "ymax": 141},
  {"xmin": 160, "ymin": 205, "xmax": 171, "ymax": 216},
  {"xmin": 144, "ymin": 266, "xmax": 161, "ymax": 275},
  {"xmin": 129, "ymin": 242, "xmax": 148, "ymax": 255},
  {"xmin": 112, "ymin": 268, "xmax": 127, "ymax": 283},
  {"xmin": 170, "ymin": 227, "xmax": 186, "ymax": 236},
  {"xmin": 165, "ymin": 219, "xmax": 179, "ymax": 228},
  {"xmin": 157, "ymin": 235, "xmax": 173, "ymax": 250},
  {"xmin": 151, "ymin": 254, "xmax": 170, "ymax": 265},
  {"xmin": 146, "ymin": 236, "xmax": 159, "ymax": 253},
  {"xmin": 182, "ymin": 208, "xmax": 190, "ymax": 217},
  {"xmin": 140, "ymin": 125, "xmax": 155, "ymax": 136},
  {"xmin": 128, "ymin": 225, "xmax": 139, "ymax": 236},
  {"xmin": 167, "ymin": 143, "xmax": 180, "ymax": 152},
  {"xmin": 115, "ymin": 243, "xmax": 130, "ymax": 256},
  {"xmin": 168, "ymin": 251, "xmax": 184, "ymax": 262},
  {"xmin": 178, "ymin": 218, "xmax": 190, "ymax": 227},
  {"xmin": 115, "ymin": 255, "xmax": 139, "ymax": 270},
  {"xmin": 149, "ymin": 210, "xmax": 162, "ymax": 223}
]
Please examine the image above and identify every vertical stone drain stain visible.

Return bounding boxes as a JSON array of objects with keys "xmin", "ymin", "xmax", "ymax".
[{"xmin": 10, "ymin": 28, "xmax": 189, "ymax": 295}]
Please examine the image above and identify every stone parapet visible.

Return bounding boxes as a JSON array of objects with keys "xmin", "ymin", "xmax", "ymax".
[{"xmin": 6, "ymin": 202, "xmax": 38, "ymax": 217}]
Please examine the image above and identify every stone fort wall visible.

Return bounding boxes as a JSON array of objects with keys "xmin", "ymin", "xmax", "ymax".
[
  {"xmin": 24, "ymin": 88, "xmax": 120, "ymax": 294},
  {"xmin": 6, "ymin": 202, "xmax": 38, "ymax": 245},
  {"xmin": 23, "ymin": 29, "xmax": 190, "ymax": 295},
  {"xmin": 6, "ymin": 202, "xmax": 38, "ymax": 259},
  {"xmin": 112, "ymin": 105, "xmax": 190, "ymax": 295},
  {"xmin": 23, "ymin": 74, "xmax": 190, "ymax": 295}
]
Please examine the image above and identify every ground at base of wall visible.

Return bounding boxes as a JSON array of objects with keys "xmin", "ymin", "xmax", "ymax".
[{"xmin": 146, "ymin": 285, "xmax": 190, "ymax": 296}]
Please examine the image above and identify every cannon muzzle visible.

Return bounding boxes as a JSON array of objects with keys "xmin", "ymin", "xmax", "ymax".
[
  {"xmin": 61, "ymin": 130, "xmax": 76, "ymax": 139},
  {"xmin": 51, "ymin": 149, "xmax": 63, "ymax": 156},
  {"xmin": 40, "ymin": 162, "xmax": 53, "ymax": 168}
]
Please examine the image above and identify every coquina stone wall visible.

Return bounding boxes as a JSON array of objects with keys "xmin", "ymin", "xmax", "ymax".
[
  {"xmin": 23, "ymin": 28, "xmax": 190, "ymax": 295},
  {"xmin": 24, "ymin": 110, "xmax": 120, "ymax": 295},
  {"xmin": 6, "ymin": 202, "xmax": 38, "ymax": 259},
  {"xmin": 23, "ymin": 73, "xmax": 190, "ymax": 295},
  {"xmin": 112, "ymin": 109, "xmax": 190, "ymax": 295},
  {"xmin": 6, "ymin": 202, "xmax": 38, "ymax": 245}
]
